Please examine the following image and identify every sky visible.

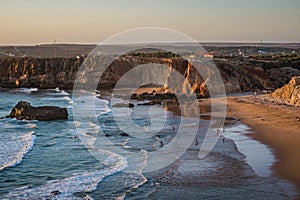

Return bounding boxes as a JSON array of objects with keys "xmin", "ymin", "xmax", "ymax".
[{"xmin": 0, "ymin": 0, "xmax": 299, "ymax": 44}]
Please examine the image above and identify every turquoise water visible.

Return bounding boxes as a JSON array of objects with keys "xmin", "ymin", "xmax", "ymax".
[{"xmin": 0, "ymin": 88, "xmax": 296, "ymax": 199}]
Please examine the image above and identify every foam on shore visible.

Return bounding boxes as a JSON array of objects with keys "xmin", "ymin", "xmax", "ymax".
[{"xmin": 0, "ymin": 130, "xmax": 35, "ymax": 171}]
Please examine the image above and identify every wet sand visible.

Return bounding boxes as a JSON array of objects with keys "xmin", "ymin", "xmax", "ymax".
[
  {"xmin": 147, "ymin": 121, "xmax": 291, "ymax": 199},
  {"xmin": 135, "ymin": 93, "xmax": 294, "ymax": 199},
  {"xmin": 115, "ymin": 87, "xmax": 300, "ymax": 198},
  {"xmin": 217, "ymin": 95, "xmax": 300, "ymax": 199},
  {"xmin": 151, "ymin": 92, "xmax": 300, "ymax": 198}
]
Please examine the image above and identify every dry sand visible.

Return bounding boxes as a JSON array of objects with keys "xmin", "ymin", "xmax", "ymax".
[{"xmin": 223, "ymin": 95, "xmax": 300, "ymax": 199}]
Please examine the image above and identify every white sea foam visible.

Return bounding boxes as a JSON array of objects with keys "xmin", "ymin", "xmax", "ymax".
[
  {"xmin": 72, "ymin": 90, "xmax": 111, "ymax": 116},
  {"xmin": 60, "ymin": 90, "xmax": 71, "ymax": 96},
  {"xmin": 50, "ymin": 88, "xmax": 70, "ymax": 96},
  {"xmin": 76, "ymin": 118, "xmax": 149, "ymax": 197},
  {"xmin": 5, "ymin": 167, "xmax": 125, "ymax": 200},
  {"xmin": 41, "ymin": 96, "xmax": 72, "ymax": 102},
  {"xmin": 6, "ymin": 118, "xmax": 128, "ymax": 199},
  {"xmin": 16, "ymin": 88, "xmax": 38, "ymax": 93},
  {"xmin": 71, "ymin": 90, "xmax": 149, "ymax": 198},
  {"xmin": 6, "ymin": 136, "xmax": 128, "ymax": 200},
  {"xmin": 26, "ymin": 123, "xmax": 37, "ymax": 128},
  {"xmin": 0, "ymin": 131, "xmax": 35, "ymax": 171}
]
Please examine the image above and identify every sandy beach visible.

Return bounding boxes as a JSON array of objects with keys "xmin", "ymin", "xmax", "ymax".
[
  {"xmin": 144, "ymin": 95, "xmax": 294, "ymax": 199},
  {"xmin": 114, "ymin": 85, "xmax": 300, "ymax": 198},
  {"xmin": 222, "ymin": 95, "xmax": 300, "ymax": 199},
  {"xmin": 122, "ymin": 88, "xmax": 298, "ymax": 198}
]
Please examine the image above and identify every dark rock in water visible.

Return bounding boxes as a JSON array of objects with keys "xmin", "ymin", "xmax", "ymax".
[
  {"xmin": 50, "ymin": 190, "xmax": 61, "ymax": 195},
  {"xmin": 112, "ymin": 103, "xmax": 134, "ymax": 108},
  {"xmin": 8, "ymin": 101, "xmax": 68, "ymax": 121},
  {"xmin": 120, "ymin": 133, "xmax": 129, "ymax": 137},
  {"xmin": 132, "ymin": 92, "xmax": 177, "ymax": 101}
]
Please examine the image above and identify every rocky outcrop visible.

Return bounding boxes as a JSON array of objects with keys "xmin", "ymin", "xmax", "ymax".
[
  {"xmin": 272, "ymin": 76, "xmax": 300, "ymax": 106},
  {"xmin": 8, "ymin": 101, "xmax": 68, "ymax": 120},
  {"xmin": 112, "ymin": 103, "xmax": 134, "ymax": 108}
]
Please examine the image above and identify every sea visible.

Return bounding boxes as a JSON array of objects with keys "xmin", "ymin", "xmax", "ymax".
[{"xmin": 0, "ymin": 88, "xmax": 297, "ymax": 199}]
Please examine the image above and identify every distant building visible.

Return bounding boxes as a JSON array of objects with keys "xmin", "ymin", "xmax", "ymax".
[
  {"xmin": 191, "ymin": 51, "xmax": 215, "ymax": 58},
  {"xmin": 204, "ymin": 52, "xmax": 214, "ymax": 58}
]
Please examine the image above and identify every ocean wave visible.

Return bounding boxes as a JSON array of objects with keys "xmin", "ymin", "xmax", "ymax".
[
  {"xmin": 72, "ymin": 90, "xmax": 111, "ymax": 115},
  {"xmin": 48, "ymin": 88, "xmax": 70, "ymax": 95},
  {"xmin": 16, "ymin": 88, "xmax": 38, "ymax": 93},
  {"xmin": 5, "ymin": 168, "xmax": 124, "ymax": 200},
  {"xmin": 5, "ymin": 148, "xmax": 128, "ymax": 200},
  {"xmin": 59, "ymin": 90, "xmax": 71, "ymax": 96},
  {"xmin": 26, "ymin": 123, "xmax": 37, "ymax": 129},
  {"xmin": 5, "ymin": 116, "xmax": 128, "ymax": 199},
  {"xmin": 0, "ymin": 119, "xmax": 38, "ymax": 131},
  {"xmin": 75, "ymin": 119, "xmax": 149, "ymax": 195},
  {"xmin": 0, "ymin": 131, "xmax": 35, "ymax": 171},
  {"xmin": 41, "ymin": 96, "xmax": 72, "ymax": 102}
]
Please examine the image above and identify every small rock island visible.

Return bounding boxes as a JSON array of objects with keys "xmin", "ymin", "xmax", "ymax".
[{"xmin": 7, "ymin": 101, "xmax": 68, "ymax": 121}]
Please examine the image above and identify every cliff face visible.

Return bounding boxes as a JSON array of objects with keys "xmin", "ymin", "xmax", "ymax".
[
  {"xmin": 0, "ymin": 57, "xmax": 299, "ymax": 97},
  {"xmin": 0, "ymin": 57, "xmax": 82, "ymax": 89},
  {"xmin": 272, "ymin": 76, "xmax": 300, "ymax": 106}
]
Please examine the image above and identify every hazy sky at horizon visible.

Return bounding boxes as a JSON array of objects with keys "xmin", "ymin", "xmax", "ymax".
[{"xmin": 1, "ymin": 0, "xmax": 299, "ymax": 44}]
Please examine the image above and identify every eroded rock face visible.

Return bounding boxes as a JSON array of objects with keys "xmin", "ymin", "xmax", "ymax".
[
  {"xmin": 290, "ymin": 86, "xmax": 300, "ymax": 106},
  {"xmin": 8, "ymin": 101, "xmax": 68, "ymax": 120},
  {"xmin": 0, "ymin": 57, "xmax": 299, "ymax": 97},
  {"xmin": 0, "ymin": 57, "xmax": 82, "ymax": 89},
  {"xmin": 272, "ymin": 76, "xmax": 300, "ymax": 106}
]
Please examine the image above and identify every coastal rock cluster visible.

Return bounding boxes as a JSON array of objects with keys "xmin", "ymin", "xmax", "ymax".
[
  {"xmin": 272, "ymin": 76, "xmax": 300, "ymax": 106},
  {"xmin": 0, "ymin": 57, "xmax": 299, "ymax": 97}
]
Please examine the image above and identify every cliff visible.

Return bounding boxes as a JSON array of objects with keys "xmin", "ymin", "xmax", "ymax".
[
  {"xmin": 272, "ymin": 76, "xmax": 300, "ymax": 106},
  {"xmin": 0, "ymin": 57, "xmax": 82, "ymax": 89},
  {"xmin": 0, "ymin": 57, "xmax": 299, "ymax": 97}
]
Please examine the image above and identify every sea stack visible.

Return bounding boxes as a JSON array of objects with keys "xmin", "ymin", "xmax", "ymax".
[{"xmin": 8, "ymin": 101, "xmax": 68, "ymax": 121}]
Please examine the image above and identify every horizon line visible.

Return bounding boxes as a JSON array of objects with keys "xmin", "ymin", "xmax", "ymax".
[{"xmin": 1, "ymin": 41, "xmax": 300, "ymax": 47}]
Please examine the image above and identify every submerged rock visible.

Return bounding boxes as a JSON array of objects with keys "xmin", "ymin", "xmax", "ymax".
[
  {"xmin": 50, "ymin": 190, "xmax": 61, "ymax": 195},
  {"xmin": 120, "ymin": 133, "xmax": 129, "ymax": 137},
  {"xmin": 112, "ymin": 103, "xmax": 134, "ymax": 108},
  {"xmin": 8, "ymin": 101, "xmax": 68, "ymax": 121}
]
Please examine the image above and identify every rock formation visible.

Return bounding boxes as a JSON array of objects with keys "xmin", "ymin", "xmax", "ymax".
[
  {"xmin": 0, "ymin": 57, "xmax": 299, "ymax": 97},
  {"xmin": 272, "ymin": 76, "xmax": 300, "ymax": 106},
  {"xmin": 0, "ymin": 57, "xmax": 82, "ymax": 89},
  {"xmin": 8, "ymin": 101, "xmax": 68, "ymax": 120},
  {"xmin": 112, "ymin": 103, "xmax": 134, "ymax": 108}
]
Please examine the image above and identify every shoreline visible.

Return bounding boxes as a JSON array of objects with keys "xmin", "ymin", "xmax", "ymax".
[
  {"xmin": 2, "ymin": 87, "xmax": 299, "ymax": 198},
  {"xmin": 110, "ymin": 87, "xmax": 300, "ymax": 198},
  {"xmin": 224, "ymin": 95, "xmax": 300, "ymax": 199}
]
